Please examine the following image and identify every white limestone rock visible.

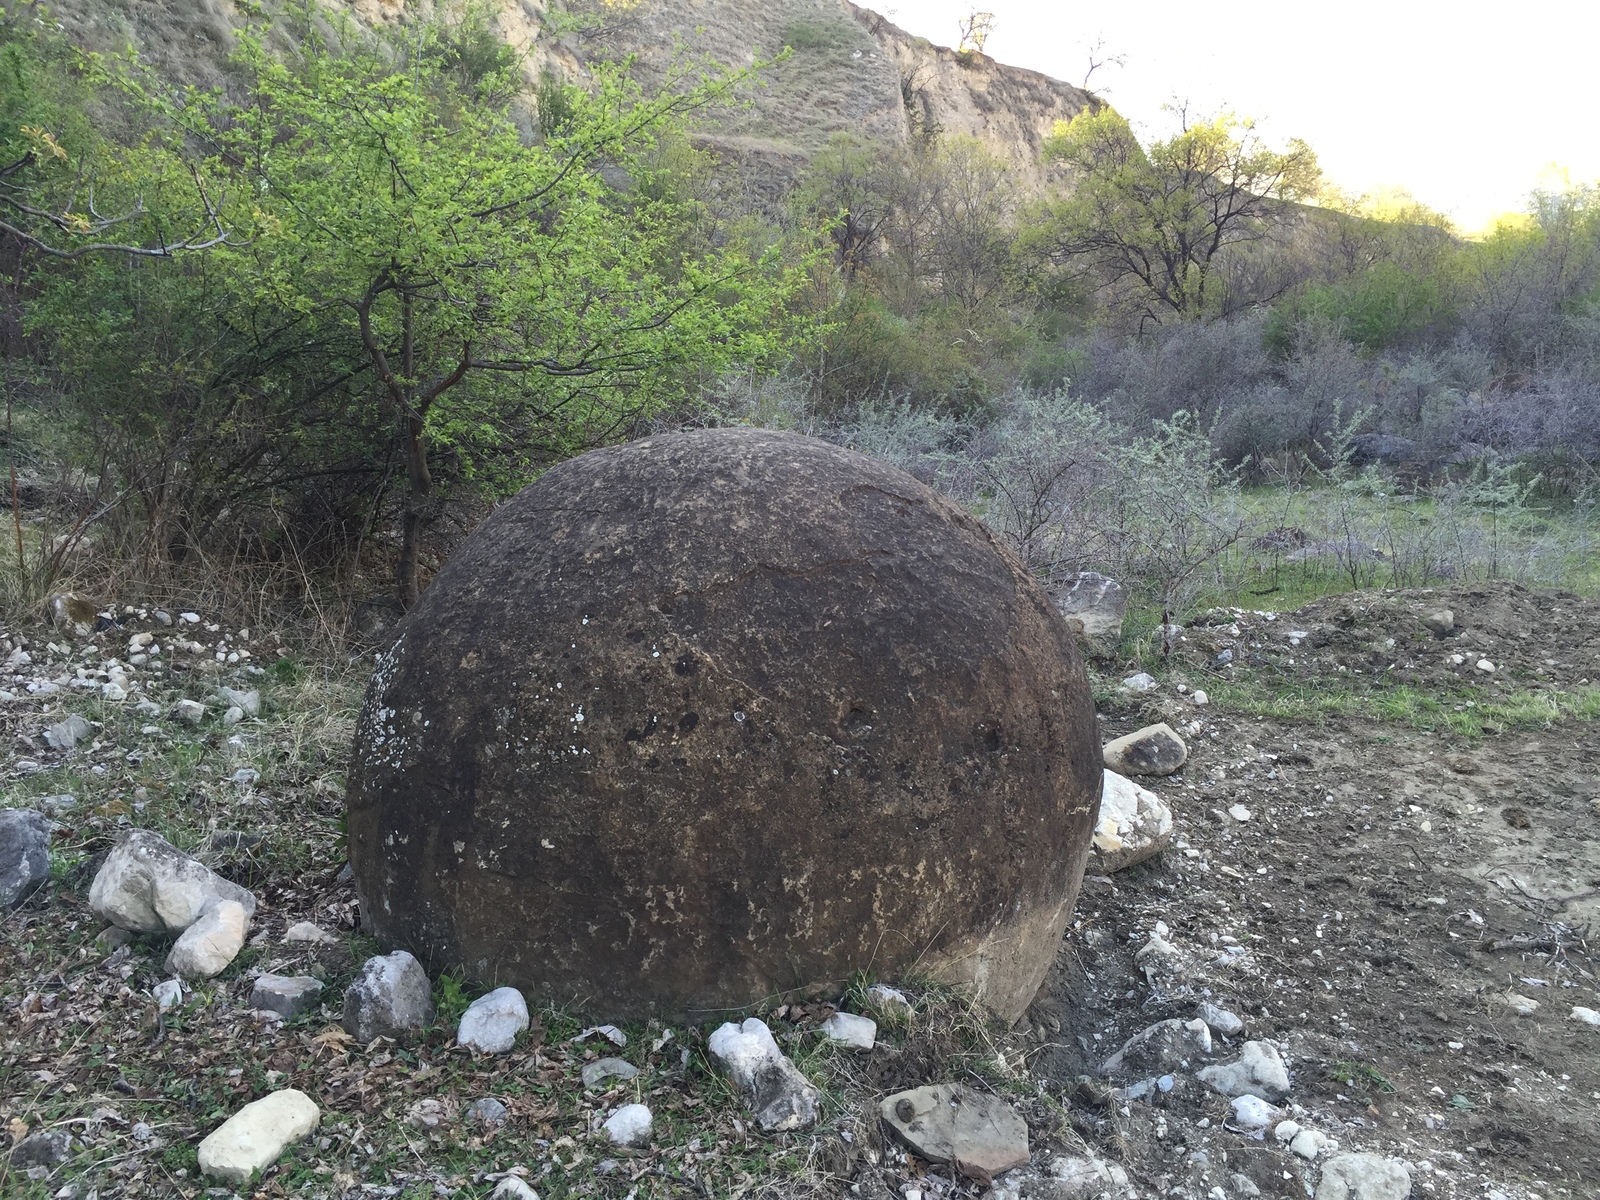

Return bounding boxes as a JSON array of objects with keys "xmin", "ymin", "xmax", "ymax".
[
  {"xmin": 603, "ymin": 1103, "xmax": 653, "ymax": 1147},
  {"xmin": 708, "ymin": 1017, "xmax": 819, "ymax": 1131},
  {"xmin": 1228, "ymin": 1095, "xmax": 1279, "ymax": 1131},
  {"xmin": 283, "ymin": 921, "xmax": 338, "ymax": 945},
  {"xmin": 217, "ymin": 687, "xmax": 261, "ymax": 717},
  {"xmin": 89, "ymin": 829, "xmax": 256, "ymax": 934},
  {"xmin": 197, "ymin": 1089, "xmax": 319, "ymax": 1183},
  {"xmin": 1198, "ymin": 1040, "xmax": 1291, "ymax": 1102},
  {"xmin": 1315, "ymin": 1152, "xmax": 1412, "ymax": 1200},
  {"xmin": 342, "ymin": 950, "xmax": 434, "ymax": 1042},
  {"xmin": 457, "ymin": 986, "xmax": 529, "ymax": 1054},
  {"xmin": 165, "ymin": 899, "xmax": 250, "ymax": 978},
  {"xmin": 1197, "ymin": 1002, "xmax": 1244, "ymax": 1038},
  {"xmin": 819, "ymin": 1011, "xmax": 877, "ymax": 1051},
  {"xmin": 1091, "ymin": 771, "xmax": 1174, "ymax": 872}
]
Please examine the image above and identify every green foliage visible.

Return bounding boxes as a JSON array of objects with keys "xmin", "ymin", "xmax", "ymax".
[
  {"xmin": 1041, "ymin": 106, "xmax": 1320, "ymax": 323},
  {"xmin": 14, "ymin": 2, "xmax": 812, "ymax": 602},
  {"xmin": 1266, "ymin": 262, "xmax": 1453, "ymax": 356},
  {"xmin": 433, "ymin": 973, "xmax": 473, "ymax": 1028},
  {"xmin": 781, "ymin": 19, "xmax": 853, "ymax": 52},
  {"xmin": 1331, "ymin": 1060, "xmax": 1396, "ymax": 1093}
]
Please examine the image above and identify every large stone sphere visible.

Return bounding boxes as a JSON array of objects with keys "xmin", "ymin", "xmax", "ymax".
[{"xmin": 346, "ymin": 428, "xmax": 1101, "ymax": 1022}]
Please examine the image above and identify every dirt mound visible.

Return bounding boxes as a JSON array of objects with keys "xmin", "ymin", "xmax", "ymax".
[{"xmin": 1182, "ymin": 581, "xmax": 1600, "ymax": 695}]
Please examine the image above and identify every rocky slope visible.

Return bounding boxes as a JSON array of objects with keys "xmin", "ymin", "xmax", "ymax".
[
  {"xmin": 560, "ymin": 0, "xmax": 1091, "ymax": 194},
  {"xmin": 41, "ymin": 0, "xmax": 1092, "ymax": 197}
]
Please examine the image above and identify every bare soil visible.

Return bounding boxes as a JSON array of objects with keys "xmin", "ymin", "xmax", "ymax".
[{"xmin": 1023, "ymin": 582, "xmax": 1600, "ymax": 1199}]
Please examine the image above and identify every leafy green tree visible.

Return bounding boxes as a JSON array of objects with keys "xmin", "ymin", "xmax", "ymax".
[
  {"xmin": 1041, "ymin": 106, "xmax": 1320, "ymax": 325},
  {"xmin": 0, "ymin": 0, "xmax": 225, "ymax": 260},
  {"xmin": 116, "ymin": 7, "xmax": 804, "ymax": 607}
]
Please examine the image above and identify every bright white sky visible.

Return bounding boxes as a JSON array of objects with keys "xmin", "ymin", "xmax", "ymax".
[{"xmin": 878, "ymin": 1, "xmax": 1600, "ymax": 233}]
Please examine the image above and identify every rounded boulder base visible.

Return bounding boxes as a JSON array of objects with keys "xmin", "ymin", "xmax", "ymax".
[{"xmin": 346, "ymin": 428, "xmax": 1101, "ymax": 1023}]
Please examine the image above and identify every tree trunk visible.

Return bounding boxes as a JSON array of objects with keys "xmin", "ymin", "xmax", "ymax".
[{"xmin": 397, "ymin": 410, "xmax": 431, "ymax": 611}]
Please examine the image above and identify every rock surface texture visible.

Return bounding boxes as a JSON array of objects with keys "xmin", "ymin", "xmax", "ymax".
[
  {"xmin": 0, "ymin": 808, "xmax": 51, "ymax": 909},
  {"xmin": 708, "ymin": 1017, "xmax": 820, "ymax": 1132},
  {"xmin": 1090, "ymin": 771, "xmax": 1173, "ymax": 873},
  {"xmin": 197, "ymin": 1089, "xmax": 319, "ymax": 1183},
  {"xmin": 880, "ymin": 1083, "xmax": 1029, "ymax": 1183},
  {"xmin": 89, "ymin": 830, "xmax": 256, "ymax": 933},
  {"xmin": 342, "ymin": 951, "xmax": 435, "ymax": 1042},
  {"xmin": 346, "ymin": 428, "xmax": 1101, "ymax": 1022}
]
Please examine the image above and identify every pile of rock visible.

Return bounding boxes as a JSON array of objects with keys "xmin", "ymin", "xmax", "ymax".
[
  {"xmin": 1082, "ymin": 922, "xmax": 1414, "ymax": 1200},
  {"xmin": 89, "ymin": 830, "xmax": 257, "ymax": 978}
]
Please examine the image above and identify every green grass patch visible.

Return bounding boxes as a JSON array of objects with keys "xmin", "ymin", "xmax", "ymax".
[
  {"xmin": 1330, "ymin": 1060, "xmax": 1397, "ymax": 1094},
  {"xmin": 1202, "ymin": 676, "xmax": 1600, "ymax": 739}
]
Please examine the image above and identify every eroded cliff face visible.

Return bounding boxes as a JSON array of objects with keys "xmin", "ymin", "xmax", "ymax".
[
  {"xmin": 36, "ymin": 0, "xmax": 1092, "ymax": 195},
  {"xmin": 844, "ymin": 2, "xmax": 1090, "ymax": 192},
  {"xmin": 561, "ymin": 0, "xmax": 1092, "ymax": 195}
]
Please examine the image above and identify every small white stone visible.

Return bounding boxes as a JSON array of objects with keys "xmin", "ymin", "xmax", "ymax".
[
  {"xmin": 1289, "ymin": 1128, "xmax": 1335, "ymax": 1159},
  {"xmin": 490, "ymin": 1178, "xmax": 540, "ymax": 1200},
  {"xmin": 457, "ymin": 987, "xmax": 529, "ymax": 1054},
  {"xmin": 1121, "ymin": 672, "xmax": 1157, "ymax": 692},
  {"xmin": 222, "ymin": 705, "xmax": 245, "ymax": 727},
  {"xmin": 1198, "ymin": 1040, "xmax": 1291, "ymax": 1101},
  {"xmin": 1316, "ymin": 1153, "xmax": 1411, "ymax": 1200},
  {"xmin": 284, "ymin": 921, "xmax": 338, "ymax": 945},
  {"xmin": 820, "ymin": 1011, "xmax": 877, "ymax": 1051},
  {"xmin": 172, "ymin": 699, "xmax": 206, "ymax": 724},
  {"xmin": 1571, "ymin": 1006, "xmax": 1600, "ymax": 1027},
  {"xmin": 1228, "ymin": 1094, "xmax": 1278, "ymax": 1131},
  {"xmin": 217, "ymin": 687, "xmax": 261, "ymax": 717},
  {"xmin": 603, "ymin": 1103, "xmax": 653, "ymax": 1147},
  {"xmin": 867, "ymin": 984, "xmax": 912, "ymax": 1012},
  {"xmin": 1227, "ymin": 804, "xmax": 1252, "ymax": 822},
  {"xmin": 1503, "ymin": 994, "xmax": 1539, "ymax": 1016},
  {"xmin": 1197, "ymin": 1002, "xmax": 1244, "ymax": 1037},
  {"xmin": 197, "ymin": 1089, "xmax": 319, "ymax": 1183},
  {"xmin": 1191, "ymin": 689, "xmax": 1209, "ymax": 705},
  {"xmin": 102, "ymin": 681, "xmax": 127, "ymax": 702},
  {"xmin": 153, "ymin": 978, "xmax": 184, "ymax": 1010},
  {"xmin": 1475, "ymin": 659, "xmax": 1495, "ymax": 673}
]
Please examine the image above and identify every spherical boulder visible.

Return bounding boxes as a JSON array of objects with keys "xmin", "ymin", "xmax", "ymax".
[{"xmin": 346, "ymin": 428, "xmax": 1101, "ymax": 1022}]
